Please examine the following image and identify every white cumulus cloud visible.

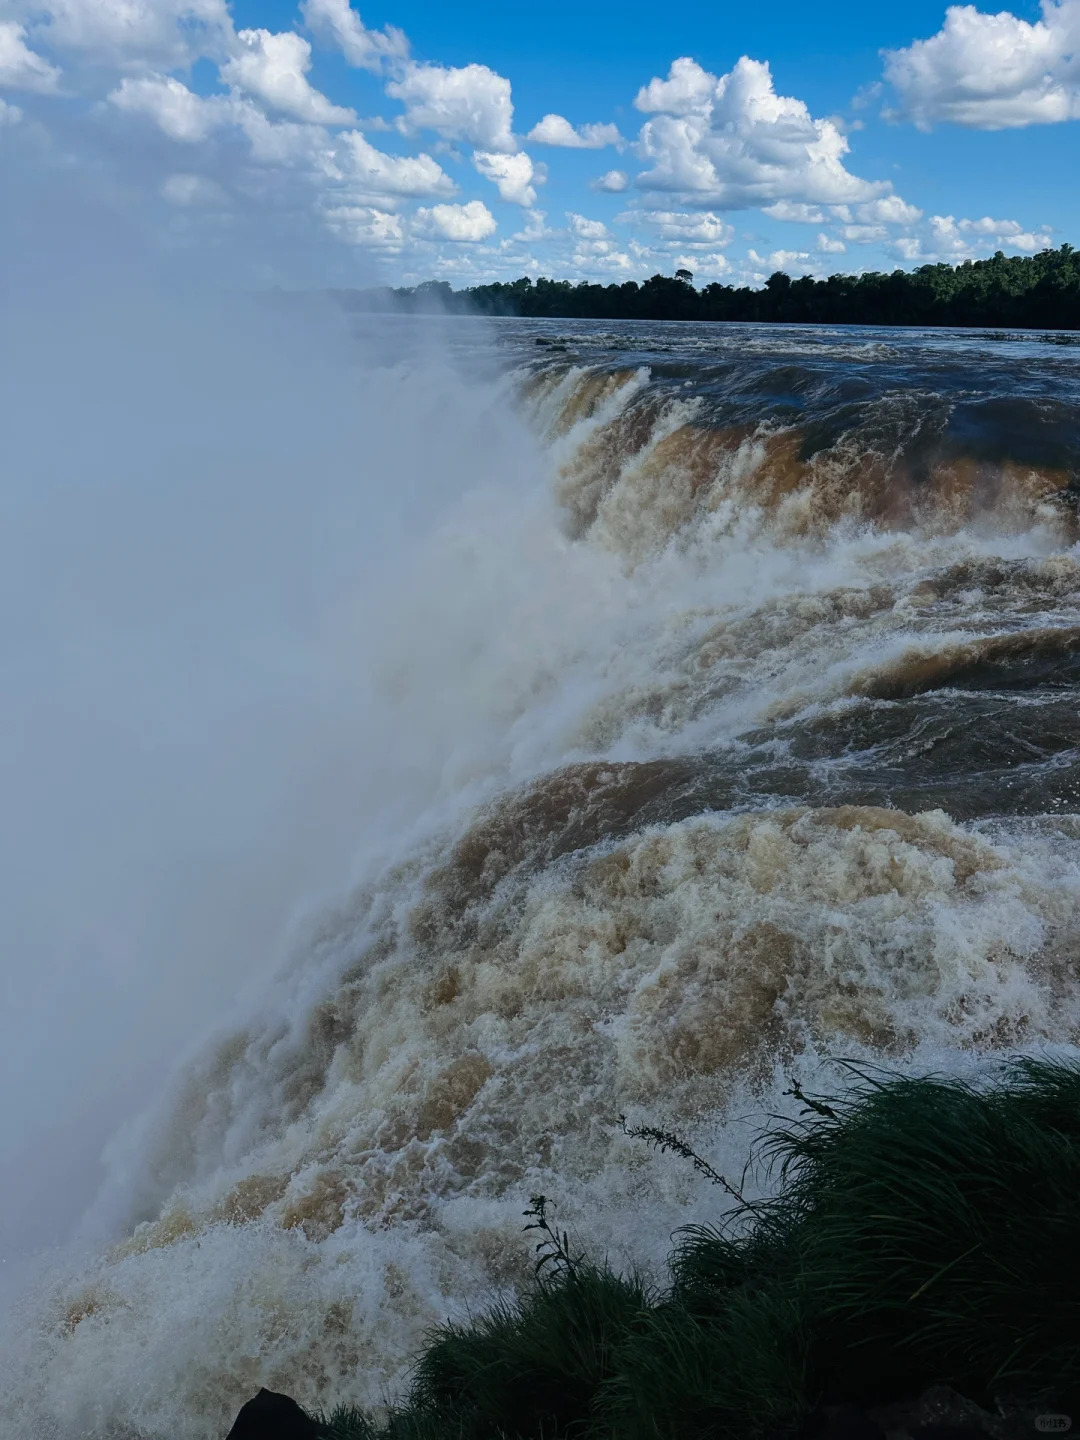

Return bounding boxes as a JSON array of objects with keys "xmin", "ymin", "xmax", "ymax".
[
  {"xmin": 14, "ymin": 0, "xmax": 232, "ymax": 69},
  {"xmin": 300, "ymin": 0, "xmax": 407, "ymax": 71},
  {"xmin": 671, "ymin": 252, "xmax": 730, "ymax": 278},
  {"xmin": 762, "ymin": 201, "xmax": 825, "ymax": 223},
  {"xmin": 322, "ymin": 204, "xmax": 407, "ymax": 248},
  {"xmin": 635, "ymin": 55, "xmax": 717, "ymax": 115},
  {"xmin": 0, "ymin": 20, "xmax": 62, "ymax": 91},
  {"xmin": 472, "ymin": 149, "xmax": 537, "ymax": 206},
  {"xmin": 0, "ymin": 95, "xmax": 23, "ymax": 123},
  {"xmin": 748, "ymin": 246, "xmax": 814, "ymax": 273},
  {"xmin": 891, "ymin": 236, "xmax": 924, "ymax": 261},
  {"xmin": 527, "ymin": 113, "xmax": 621, "ymax": 147},
  {"xmin": 856, "ymin": 194, "xmax": 923, "ymax": 223},
  {"xmin": 591, "ymin": 168, "xmax": 630, "ymax": 192},
  {"xmin": 108, "ymin": 75, "xmax": 454, "ymax": 208},
  {"xmin": 108, "ymin": 74, "xmax": 232, "ymax": 142},
  {"xmin": 633, "ymin": 210, "xmax": 735, "ymax": 245},
  {"xmin": 220, "ymin": 29, "xmax": 355, "ymax": 125},
  {"xmin": 884, "ymin": 0, "xmax": 1080, "ymax": 129},
  {"xmin": 575, "ymin": 249, "xmax": 634, "ymax": 273},
  {"xmin": 326, "ymin": 129, "xmax": 456, "ymax": 200},
  {"xmin": 886, "ymin": 212, "xmax": 1055, "ymax": 261},
  {"xmin": 414, "ymin": 199, "xmax": 497, "ymax": 241},
  {"xmin": 511, "ymin": 209, "xmax": 551, "ymax": 242},
  {"xmin": 816, "ymin": 233, "xmax": 847, "ymax": 253},
  {"xmin": 929, "ymin": 213, "xmax": 1054, "ymax": 252},
  {"xmin": 634, "ymin": 55, "xmax": 891, "ymax": 209},
  {"xmin": 566, "ymin": 211, "xmax": 610, "ymax": 238},
  {"xmin": 387, "ymin": 61, "xmax": 516, "ymax": 151},
  {"xmin": 235, "ymin": 106, "xmax": 332, "ymax": 165},
  {"xmin": 840, "ymin": 224, "xmax": 887, "ymax": 242},
  {"xmin": 772, "ymin": 195, "xmax": 924, "ymax": 230}
]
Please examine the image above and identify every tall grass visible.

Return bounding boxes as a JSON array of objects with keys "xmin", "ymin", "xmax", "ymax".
[{"xmin": 314, "ymin": 1058, "xmax": 1080, "ymax": 1439}]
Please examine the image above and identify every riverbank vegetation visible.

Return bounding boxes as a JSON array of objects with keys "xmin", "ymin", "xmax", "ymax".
[
  {"xmin": 300, "ymin": 1057, "xmax": 1080, "ymax": 1439},
  {"xmin": 334, "ymin": 245, "xmax": 1080, "ymax": 330}
]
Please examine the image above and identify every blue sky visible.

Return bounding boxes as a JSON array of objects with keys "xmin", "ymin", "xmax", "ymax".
[{"xmin": 1, "ymin": 0, "xmax": 1078, "ymax": 285}]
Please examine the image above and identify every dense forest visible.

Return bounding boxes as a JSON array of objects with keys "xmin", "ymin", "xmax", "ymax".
[{"xmin": 334, "ymin": 244, "xmax": 1080, "ymax": 330}]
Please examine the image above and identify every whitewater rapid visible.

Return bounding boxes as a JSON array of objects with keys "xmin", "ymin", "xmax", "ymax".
[{"xmin": 4, "ymin": 317, "xmax": 1080, "ymax": 1438}]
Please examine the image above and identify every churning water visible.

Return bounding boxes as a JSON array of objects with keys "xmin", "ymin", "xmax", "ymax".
[{"xmin": 4, "ymin": 315, "xmax": 1080, "ymax": 1437}]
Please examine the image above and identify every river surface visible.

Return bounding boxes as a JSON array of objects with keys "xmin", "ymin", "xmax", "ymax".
[{"xmin": 5, "ymin": 317, "xmax": 1080, "ymax": 1438}]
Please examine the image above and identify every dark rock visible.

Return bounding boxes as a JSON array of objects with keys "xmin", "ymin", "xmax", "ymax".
[
  {"xmin": 868, "ymin": 1387, "xmax": 1003, "ymax": 1440},
  {"xmin": 224, "ymin": 1388, "xmax": 324, "ymax": 1439},
  {"xmin": 918, "ymin": 1387, "xmax": 1001, "ymax": 1435}
]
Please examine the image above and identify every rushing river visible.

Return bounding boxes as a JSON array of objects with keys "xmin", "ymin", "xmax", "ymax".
[{"xmin": 5, "ymin": 317, "xmax": 1080, "ymax": 1437}]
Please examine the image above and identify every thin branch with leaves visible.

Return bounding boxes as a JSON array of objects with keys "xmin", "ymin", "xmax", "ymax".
[
  {"xmin": 523, "ymin": 1195, "xmax": 585, "ymax": 1283},
  {"xmin": 617, "ymin": 1114, "xmax": 761, "ymax": 1213}
]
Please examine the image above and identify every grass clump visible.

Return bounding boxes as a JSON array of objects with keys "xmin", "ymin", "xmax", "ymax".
[
  {"xmin": 315, "ymin": 1057, "xmax": 1080, "ymax": 1439},
  {"xmin": 751, "ymin": 1056, "xmax": 1080, "ymax": 1406}
]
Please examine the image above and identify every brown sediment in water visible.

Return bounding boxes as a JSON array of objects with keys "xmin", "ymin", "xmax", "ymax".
[
  {"xmin": 535, "ymin": 368, "xmax": 1077, "ymax": 555},
  {"xmin": 803, "ymin": 804, "xmax": 1002, "ymax": 882},
  {"xmin": 555, "ymin": 393, "xmax": 676, "ymax": 537},
  {"xmin": 281, "ymin": 1170, "xmax": 351, "ymax": 1241},
  {"xmin": 911, "ymin": 554, "xmax": 1080, "ymax": 604},
  {"xmin": 134, "ymin": 799, "xmax": 1049, "ymax": 1237},
  {"xmin": 549, "ymin": 368, "xmax": 640, "ymax": 437},
  {"xmin": 735, "ymin": 441, "xmax": 1075, "ymax": 538},
  {"xmin": 591, "ymin": 422, "xmax": 764, "ymax": 560},
  {"xmin": 43, "ymin": 787, "xmax": 1080, "ymax": 1440},
  {"xmin": 416, "ymin": 759, "xmax": 708, "ymax": 933},
  {"xmin": 214, "ymin": 1173, "xmax": 291, "ymax": 1226},
  {"xmin": 692, "ymin": 585, "xmax": 896, "ymax": 670},
  {"xmin": 849, "ymin": 625, "xmax": 1080, "ymax": 699}
]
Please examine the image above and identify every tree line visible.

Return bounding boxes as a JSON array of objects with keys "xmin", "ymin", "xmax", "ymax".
[{"xmin": 333, "ymin": 244, "xmax": 1080, "ymax": 330}]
